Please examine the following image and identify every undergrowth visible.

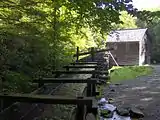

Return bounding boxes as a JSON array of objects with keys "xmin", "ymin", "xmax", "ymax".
[{"xmin": 110, "ymin": 65, "xmax": 153, "ymax": 83}]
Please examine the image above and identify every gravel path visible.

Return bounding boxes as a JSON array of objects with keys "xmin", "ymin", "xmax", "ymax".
[{"xmin": 103, "ymin": 65, "xmax": 160, "ymax": 120}]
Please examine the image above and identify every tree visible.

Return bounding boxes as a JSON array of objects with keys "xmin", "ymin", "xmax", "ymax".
[
  {"xmin": 0, "ymin": 0, "xmax": 134, "ymax": 92},
  {"xmin": 112, "ymin": 11, "xmax": 137, "ymax": 29}
]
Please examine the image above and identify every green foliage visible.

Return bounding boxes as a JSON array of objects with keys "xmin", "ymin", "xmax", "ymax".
[
  {"xmin": 110, "ymin": 66, "xmax": 153, "ymax": 83},
  {"xmin": 0, "ymin": 0, "xmax": 131, "ymax": 92},
  {"xmin": 136, "ymin": 8, "xmax": 160, "ymax": 25},
  {"xmin": 112, "ymin": 11, "xmax": 138, "ymax": 29},
  {"xmin": 3, "ymin": 71, "xmax": 32, "ymax": 93}
]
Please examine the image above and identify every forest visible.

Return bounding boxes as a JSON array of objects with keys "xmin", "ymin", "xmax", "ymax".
[{"xmin": 0, "ymin": 0, "xmax": 160, "ymax": 93}]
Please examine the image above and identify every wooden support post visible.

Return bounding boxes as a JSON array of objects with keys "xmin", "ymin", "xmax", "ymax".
[
  {"xmin": 87, "ymin": 83, "xmax": 92, "ymax": 97},
  {"xmin": 55, "ymin": 73, "xmax": 60, "ymax": 78},
  {"xmin": 91, "ymin": 81, "xmax": 96, "ymax": 96},
  {"xmin": 38, "ymin": 77, "xmax": 44, "ymax": 88},
  {"xmin": 0, "ymin": 99, "xmax": 3, "ymax": 112},
  {"xmin": 76, "ymin": 97, "xmax": 85, "ymax": 120},
  {"xmin": 88, "ymin": 98, "xmax": 98, "ymax": 117},
  {"xmin": 76, "ymin": 47, "xmax": 79, "ymax": 63},
  {"xmin": 65, "ymin": 66, "xmax": 69, "ymax": 71},
  {"xmin": 0, "ymin": 79, "xmax": 3, "ymax": 112},
  {"xmin": 91, "ymin": 71, "xmax": 96, "ymax": 96},
  {"xmin": 91, "ymin": 47, "xmax": 95, "ymax": 62},
  {"xmin": 92, "ymin": 84, "xmax": 96, "ymax": 96},
  {"xmin": 107, "ymin": 52, "xmax": 110, "ymax": 69},
  {"xmin": 76, "ymin": 104, "xmax": 85, "ymax": 120}
]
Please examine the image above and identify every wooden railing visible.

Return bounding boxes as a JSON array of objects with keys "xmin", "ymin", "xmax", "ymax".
[
  {"xmin": 73, "ymin": 46, "xmax": 114, "ymax": 62},
  {"xmin": 0, "ymin": 46, "xmax": 111, "ymax": 120}
]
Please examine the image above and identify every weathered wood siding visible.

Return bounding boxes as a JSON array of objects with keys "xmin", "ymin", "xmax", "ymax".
[{"xmin": 107, "ymin": 42, "xmax": 139, "ymax": 65}]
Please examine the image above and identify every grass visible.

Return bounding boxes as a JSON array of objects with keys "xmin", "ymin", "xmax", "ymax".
[{"xmin": 109, "ymin": 65, "xmax": 153, "ymax": 83}]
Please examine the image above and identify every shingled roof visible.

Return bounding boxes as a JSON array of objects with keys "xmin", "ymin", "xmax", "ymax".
[{"xmin": 107, "ymin": 28, "xmax": 148, "ymax": 42}]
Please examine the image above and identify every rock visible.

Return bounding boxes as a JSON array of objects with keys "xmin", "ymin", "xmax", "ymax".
[
  {"xmin": 108, "ymin": 98, "xmax": 115, "ymax": 104},
  {"xmin": 98, "ymin": 99, "xmax": 108, "ymax": 106},
  {"xmin": 110, "ymin": 89, "xmax": 115, "ymax": 92},
  {"xmin": 100, "ymin": 109, "xmax": 114, "ymax": 118},
  {"xmin": 116, "ymin": 107, "xmax": 130, "ymax": 117},
  {"xmin": 107, "ymin": 81, "xmax": 111, "ymax": 84},
  {"xmin": 129, "ymin": 107, "xmax": 144, "ymax": 118},
  {"xmin": 115, "ymin": 83, "xmax": 122, "ymax": 86},
  {"xmin": 86, "ymin": 113, "xmax": 96, "ymax": 120},
  {"xmin": 101, "ymin": 104, "xmax": 116, "ymax": 112},
  {"xmin": 110, "ymin": 70, "xmax": 114, "ymax": 73},
  {"xmin": 136, "ymin": 105, "xmax": 145, "ymax": 111}
]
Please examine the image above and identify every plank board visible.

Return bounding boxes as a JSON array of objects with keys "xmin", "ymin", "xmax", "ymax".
[
  {"xmin": 73, "ymin": 48, "xmax": 114, "ymax": 57},
  {"xmin": 71, "ymin": 62, "xmax": 98, "ymax": 65},
  {"xmin": 52, "ymin": 70, "xmax": 108, "ymax": 75},
  {"xmin": 98, "ymin": 75, "xmax": 110, "ymax": 80},
  {"xmin": 63, "ymin": 65, "xmax": 98, "ymax": 69},
  {"xmin": 0, "ymin": 94, "xmax": 93, "ymax": 106},
  {"xmin": 33, "ymin": 78, "xmax": 99, "ymax": 83}
]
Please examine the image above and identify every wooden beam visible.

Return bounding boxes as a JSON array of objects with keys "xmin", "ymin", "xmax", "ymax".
[
  {"xmin": 0, "ymin": 94, "xmax": 93, "ymax": 106},
  {"xmin": 98, "ymin": 75, "xmax": 110, "ymax": 80},
  {"xmin": 73, "ymin": 48, "xmax": 114, "ymax": 57},
  {"xmin": 71, "ymin": 62, "xmax": 98, "ymax": 65},
  {"xmin": 33, "ymin": 78, "xmax": 99, "ymax": 84},
  {"xmin": 91, "ymin": 47, "xmax": 95, "ymax": 61},
  {"xmin": 52, "ymin": 70, "xmax": 108, "ymax": 75},
  {"xmin": 63, "ymin": 65, "xmax": 98, "ymax": 69},
  {"xmin": 76, "ymin": 47, "xmax": 79, "ymax": 62}
]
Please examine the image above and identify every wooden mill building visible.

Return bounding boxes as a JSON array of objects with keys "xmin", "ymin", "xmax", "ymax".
[{"xmin": 106, "ymin": 28, "xmax": 152, "ymax": 66}]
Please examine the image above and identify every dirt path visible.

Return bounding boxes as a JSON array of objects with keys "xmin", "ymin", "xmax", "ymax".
[{"xmin": 103, "ymin": 65, "xmax": 160, "ymax": 120}]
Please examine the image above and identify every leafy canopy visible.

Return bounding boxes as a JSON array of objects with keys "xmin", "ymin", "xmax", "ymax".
[{"xmin": 0, "ymin": 0, "xmax": 135, "ymax": 92}]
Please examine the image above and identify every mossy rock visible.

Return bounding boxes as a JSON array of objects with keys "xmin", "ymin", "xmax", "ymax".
[
  {"xmin": 116, "ymin": 107, "xmax": 130, "ymax": 116},
  {"xmin": 100, "ymin": 109, "xmax": 113, "ymax": 118}
]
